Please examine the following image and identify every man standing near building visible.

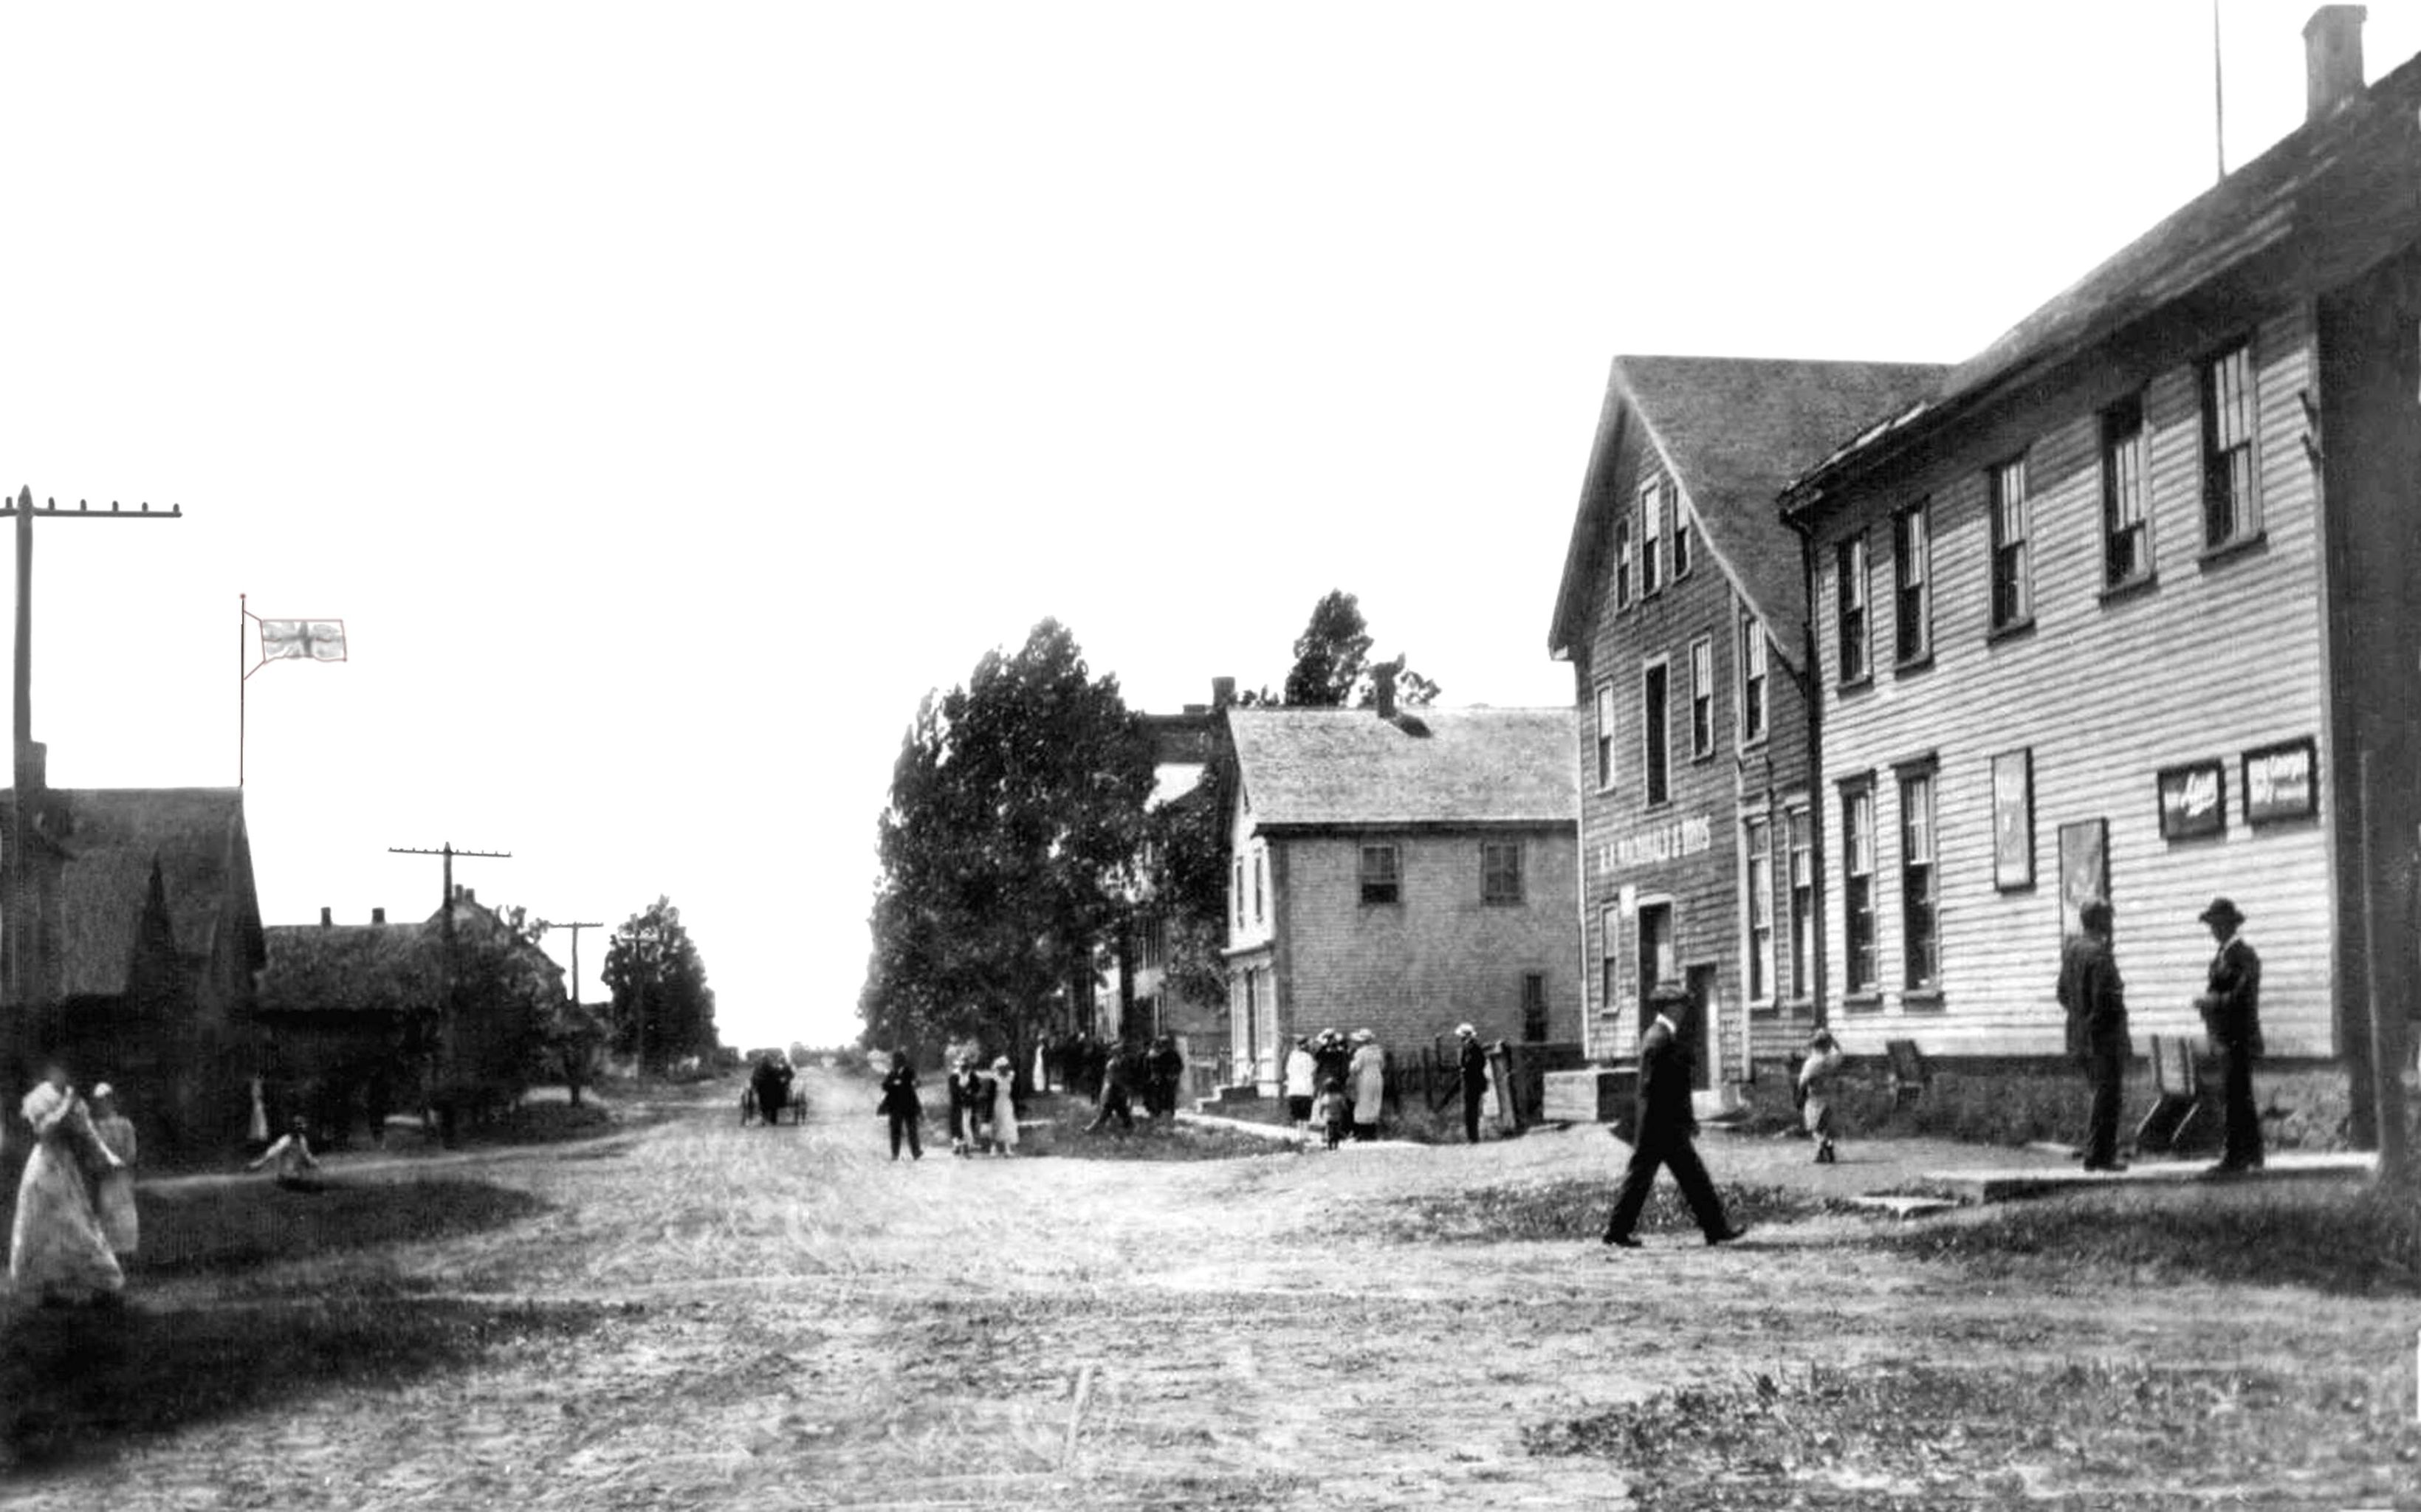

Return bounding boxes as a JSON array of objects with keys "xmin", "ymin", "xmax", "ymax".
[
  {"xmin": 2058, "ymin": 898, "xmax": 2129, "ymax": 1172},
  {"xmin": 1455, "ymin": 1023, "xmax": 1488, "ymax": 1144},
  {"xmin": 2194, "ymin": 897, "xmax": 2264, "ymax": 1174},
  {"xmin": 1601, "ymin": 986, "xmax": 1745, "ymax": 1248}
]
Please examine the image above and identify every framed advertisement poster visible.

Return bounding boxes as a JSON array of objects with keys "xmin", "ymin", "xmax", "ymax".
[
  {"xmin": 2242, "ymin": 737, "xmax": 2318, "ymax": 825},
  {"xmin": 2057, "ymin": 818, "xmax": 2108, "ymax": 944},
  {"xmin": 1991, "ymin": 748, "xmax": 2033, "ymax": 890},
  {"xmin": 2156, "ymin": 760, "xmax": 2227, "ymax": 840}
]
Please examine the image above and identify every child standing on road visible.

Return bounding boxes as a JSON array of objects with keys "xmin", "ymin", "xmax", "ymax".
[{"xmin": 1314, "ymin": 1076, "xmax": 1349, "ymax": 1150}]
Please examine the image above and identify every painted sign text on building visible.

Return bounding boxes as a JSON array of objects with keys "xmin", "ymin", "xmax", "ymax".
[{"xmin": 1597, "ymin": 813, "xmax": 1713, "ymax": 873}]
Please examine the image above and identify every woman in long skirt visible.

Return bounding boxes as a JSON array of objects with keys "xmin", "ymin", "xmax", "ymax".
[
  {"xmin": 987, "ymin": 1057, "xmax": 1019, "ymax": 1156},
  {"xmin": 8, "ymin": 1065, "xmax": 125, "ymax": 1306},
  {"xmin": 89, "ymin": 1082, "xmax": 140, "ymax": 1267}
]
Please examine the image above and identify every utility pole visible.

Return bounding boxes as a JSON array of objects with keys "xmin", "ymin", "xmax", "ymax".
[
  {"xmin": 537, "ymin": 918, "xmax": 605, "ymax": 1008},
  {"xmin": 3, "ymin": 488, "xmax": 182, "ymax": 1057},
  {"xmin": 388, "ymin": 842, "xmax": 510, "ymax": 1145}
]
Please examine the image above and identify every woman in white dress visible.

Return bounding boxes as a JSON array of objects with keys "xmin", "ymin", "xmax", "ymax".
[
  {"xmin": 988, "ymin": 1056, "xmax": 1019, "ymax": 1156},
  {"xmin": 8, "ymin": 1065, "xmax": 125, "ymax": 1306},
  {"xmin": 88, "ymin": 1082, "xmax": 140, "ymax": 1265},
  {"xmin": 1347, "ymin": 1030, "xmax": 1386, "ymax": 1142}
]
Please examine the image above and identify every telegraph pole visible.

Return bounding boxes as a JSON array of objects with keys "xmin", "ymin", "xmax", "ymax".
[
  {"xmin": 3, "ymin": 488, "xmax": 182, "ymax": 1056},
  {"xmin": 388, "ymin": 842, "xmax": 510, "ymax": 1144},
  {"xmin": 538, "ymin": 918, "xmax": 605, "ymax": 1008}
]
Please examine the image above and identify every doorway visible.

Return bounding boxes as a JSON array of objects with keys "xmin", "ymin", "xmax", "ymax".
[{"xmin": 1683, "ymin": 963, "xmax": 1717, "ymax": 1091}]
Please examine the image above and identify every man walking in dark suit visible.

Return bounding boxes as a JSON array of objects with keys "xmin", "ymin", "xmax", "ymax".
[
  {"xmin": 1456, "ymin": 1023, "xmax": 1488, "ymax": 1144},
  {"xmin": 2194, "ymin": 896, "xmax": 2264, "ymax": 1173},
  {"xmin": 1602, "ymin": 986, "xmax": 1745, "ymax": 1248},
  {"xmin": 2058, "ymin": 897, "xmax": 2129, "ymax": 1171}
]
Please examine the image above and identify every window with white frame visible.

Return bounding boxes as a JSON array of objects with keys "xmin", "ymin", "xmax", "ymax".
[
  {"xmin": 1836, "ymin": 532, "xmax": 1869, "ymax": 682},
  {"xmin": 1253, "ymin": 850, "xmax": 1266, "ymax": 924},
  {"xmin": 2201, "ymin": 340, "xmax": 2258, "ymax": 548},
  {"xmin": 1787, "ymin": 805, "xmax": 1813, "ymax": 1000},
  {"xmin": 1689, "ymin": 636, "xmax": 1714, "ymax": 760},
  {"xmin": 1672, "ymin": 489, "xmax": 1693, "ymax": 579},
  {"xmin": 1614, "ymin": 517, "xmax": 1634, "ymax": 610},
  {"xmin": 1894, "ymin": 500, "xmax": 1931, "ymax": 664},
  {"xmin": 1842, "ymin": 781, "xmax": 1877, "ymax": 995},
  {"xmin": 2102, "ymin": 395, "xmax": 2150, "ymax": 585},
  {"xmin": 1990, "ymin": 455, "xmax": 2032, "ymax": 629},
  {"xmin": 1745, "ymin": 817, "xmax": 1773, "ymax": 1005},
  {"xmin": 1599, "ymin": 904, "xmax": 1622, "ymax": 1020},
  {"xmin": 1900, "ymin": 767, "xmax": 1937, "ymax": 991},
  {"xmin": 1642, "ymin": 660, "xmax": 1670, "ymax": 806},
  {"xmin": 1594, "ymin": 683, "xmax": 1617, "ymax": 791},
  {"xmin": 1738, "ymin": 613, "xmax": 1768, "ymax": 745},
  {"xmin": 1233, "ymin": 859, "xmax": 1246, "ymax": 930},
  {"xmin": 1640, "ymin": 478, "xmax": 1666, "ymax": 597},
  {"xmin": 1481, "ymin": 839, "xmax": 1523, "ymax": 905}
]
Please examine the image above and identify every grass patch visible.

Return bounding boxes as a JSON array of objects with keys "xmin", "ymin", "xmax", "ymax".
[
  {"xmin": 0, "ymin": 1288, "xmax": 607, "ymax": 1474},
  {"xmin": 1877, "ymin": 1174, "xmax": 2421, "ymax": 1296},
  {"xmin": 1022, "ymin": 1096, "xmax": 1288, "ymax": 1162},
  {"xmin": 137, "ymin": 1176, "xmax": 551, "ymax": 1278},
  {"xmin": 1365, "ymin": 1176, "xmax": 1833, "ymax": 1243},
  {"xmin": 1524, "ymin": 1355, "xmax": 2421, "ymax": 1508}
]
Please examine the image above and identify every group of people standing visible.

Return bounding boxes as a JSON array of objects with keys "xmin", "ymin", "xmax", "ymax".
[
  {"xmin": 2059, "ymin": 894, "xmax": 2265, "ymax": 1174},
  {"xmin": 9, "ymin": 1066, "xmax": 139, "ymax": 1307},
  {"xmin": 748, "ymin": 1054, "xmax": 797, "ymax": 1127},
  {"xmin": 1282, "ymin": 1028, "xmax": 1388, "ymax": 1147}
]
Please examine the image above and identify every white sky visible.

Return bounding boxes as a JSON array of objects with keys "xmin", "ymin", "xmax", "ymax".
[{"xmin": 0, "ymin": 1, "xmax": 2407, "ymax": 1052}]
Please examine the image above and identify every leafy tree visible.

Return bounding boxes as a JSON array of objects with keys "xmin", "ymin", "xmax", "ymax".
[
  {"xmin": 603, "ymin": 897, "xmax": 718, "ymax": 1074},
  {"xmin": 860, "ymin": 619, "xmax": 1154, "ymax": 1075},
  {"xmin": 427, "ymin": 901, "xmax": 563, "ymax": 1139},
  {"xmin": 546, "ymin": 1000, "xmax": 611, "ymax": 1107},
  {"xmin": 1280, "ymin": 590, "xmax": 1439, "ymax": 708},
  {"xmin": 1139, "ymin": 764, "xmax": 1232, "ymax": 1017}
]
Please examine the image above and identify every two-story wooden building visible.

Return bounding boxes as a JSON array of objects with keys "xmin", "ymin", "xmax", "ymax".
[
  {"xmin": 1777, "ymin": 7, "xmax": 2421, "ymax": 1141},
  {"xmin": 1219, "ymin": 692, "xmax": 1577, "ymax": 1091},
  {"xmin": 1548, "ymin": 357, "xmax": 1942, "ymax": 1096}
]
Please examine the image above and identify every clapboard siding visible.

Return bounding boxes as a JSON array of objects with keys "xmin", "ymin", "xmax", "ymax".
[
  {"xmin": 1571, "ymin": 425, "xmax": 1813, "ymax": 1074},
  {"xmin": 1810, "ymin": 303, "xmax": 2335, "ymax": 1059}
]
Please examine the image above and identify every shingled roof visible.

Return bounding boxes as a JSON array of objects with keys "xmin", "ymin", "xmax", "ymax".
[
  {"xmin": 1549, "ymin": 357, "xmax": 1945, "ymax": 669},
  {"xmin": 5, "ymin": 787, "xmax": 267, "ymax": 1000},
  {"xmin": 1227, "ymin": 707, "xmax": 1576, "ymax": 832},
  {"xmin": 1782, "ymin": 41, "xmax": 2421, "ymax": 512},
  {"xmin": 257, "ymin": 916, "xmax": 436, "ymax": 1019}
]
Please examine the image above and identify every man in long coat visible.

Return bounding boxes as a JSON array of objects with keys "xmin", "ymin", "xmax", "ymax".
[
  {"xmin": 1455, "ymin": 1023, "xmax": 1488, "ymax": 1144},
  {"xmin": 2057, "ymin": 897, "xmax": 2129, "ymax": 1171},
  {"xmin": 2194, "ymin": 896, "xmax": 2264, "ymax": 1173},
  {"xmin": 1601, "ymin": 987, "xmax": 1744, "ymax": 1248}
]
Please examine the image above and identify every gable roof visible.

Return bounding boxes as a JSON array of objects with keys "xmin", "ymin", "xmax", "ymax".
[
  {"xmin": 1549, "ymin": 356, "xmax": 1946, "ymax": 667},
  {"xmin": 1782, "ymin": 46, "xmax": 2421, "ymax": 513},
  {"xmin": 1227, "ymin": 707, "xmax": 1576, "ymax": 833},
  {"xmin": 258, "ymin": 916, "xmax": 436, "ymax": 1018},
  {"xmin": 4, "ymin": 787, "xmax": 266, "ymax": 1000}
]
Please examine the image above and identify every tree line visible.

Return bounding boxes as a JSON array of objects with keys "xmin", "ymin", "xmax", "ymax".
[{"xmin": 858, "ymin": 590, "xmax": 1433, "ymax": 1067}]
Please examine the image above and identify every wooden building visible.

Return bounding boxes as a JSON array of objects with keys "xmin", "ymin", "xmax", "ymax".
[
  {"xmin": 0, "ymin": 782, "xmax": 267, "ymax": 1152},
  {"xmin": 1776, "ymin": 7, "xmax": 2421, "ymax": 1139},
  {"xmin": 1218, "ymin": 690, "xmax": 1577, "ymax": 1092},
  {"xmin": 1548, "ymin": 357, "xmax": 1941, "ymax": 1097}
]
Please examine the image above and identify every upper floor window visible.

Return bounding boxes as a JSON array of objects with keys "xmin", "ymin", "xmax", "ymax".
[
  {"xmin": 1689, "ymin": 636, "xmax": 1714, "ymax": 760},
  {"xmin": 2201, "ymin": 340, "xmax": 2259, "ymax": 548},
  {"xmin": 1672, "ymin": 490, "xmax": 1693, "ymax": 580},
  {"xmin": 1786, "ymin": 806, "xmax": 1813, "ymax": 1000},
  {"xmin": 1640, "ymin": 478, "xmax": 1667, "ymax": 597},
  {"xmin": 1842, "ymin": 781, "xmax": 1877, "ymax": 995},
  {"xmin": 1836, "ymin": 533, "xmax": 1869, "ymax": 683},
  {"xmin": 2102, "ymin": 395, "xmax": 2150, "ymax": 586},
  {"xmin": 1233, "ymin": 859, "xmax": 1247, "ymax": 930},
  {"xmin": 1900, "ymin": 769, "xmax": 1938, "ymax": 991},
  {"xmin": 1642, "ymin": 660, "xmax": 1671, "ymax": 807},
  {"xmin": 1613, "ymin": 517, "xmax": 1634, "ymax": 611},
  {"xmin": 1253, "ymin": 851, "xmax": 1266, "ymax": 924},
  {"xmin": 1990, "ymin": 455, "xmax": 2032, "ymax": 630},
  {"xmin": 1359, "ymin": 844, "xmax": 1400, "ymax": 906},
  {"xmin": 1593, "ymin": 683, "xmax": 1617, "ymax": 791},
  {"xmin": 1738, "ymin": 613, "xmax": 1768, "ymax": 746},
  {"xmin": 1893, "ymin": 501, "xmax": 1931, "ymax": 664},
  {"xmin": 1481, "ymin": 840, "xmax": 1524, "ymax": 905}
]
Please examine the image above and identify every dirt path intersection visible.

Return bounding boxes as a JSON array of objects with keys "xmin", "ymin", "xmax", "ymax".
[{"xmin": 5, "ymin": 1069, "xmax": 2414, "ymax": 1510}]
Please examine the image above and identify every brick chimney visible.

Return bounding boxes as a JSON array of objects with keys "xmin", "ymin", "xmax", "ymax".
[
  {"xmin": 320, "ymin": 906, "xmax": 332, "ymax": 927},
  {"xmin": 371, "ymin": 907, "xmax": 387, "ymax": 925},
  {"xmin": 2305, "ymin": 6, "xmax": 2366, "ymax": 123},
  {"xmin": 1374, "ymin": 664, "xmax": 1398, "ymax": 720}
]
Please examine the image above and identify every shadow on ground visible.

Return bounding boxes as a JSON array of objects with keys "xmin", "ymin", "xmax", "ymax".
[{"xmin": 137, "ymin": 1175, "xmax": 552, "ymax": 1276}]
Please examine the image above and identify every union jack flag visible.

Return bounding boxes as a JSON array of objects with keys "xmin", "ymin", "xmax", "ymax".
[{"xmin": 259, "ymin": 619, "xmax": 347, "ymax": 662}]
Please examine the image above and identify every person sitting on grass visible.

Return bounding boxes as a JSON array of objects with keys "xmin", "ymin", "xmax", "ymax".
[
  {"xmin": 1313, "ymin": 1076, "xmax": 1350, "ymax": 1151},
  {"xmin": 249, "ymin": 1116, "xmax": 325, "ymax": 1192}
]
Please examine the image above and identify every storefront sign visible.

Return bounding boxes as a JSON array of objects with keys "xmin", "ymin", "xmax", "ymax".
[
  {"xmin": 1611, "ymin": 813, "xmax": 1713, "ymax": 870},
  {"xmin": 2157, "ymin": 760, "xmax": 2227, "ymax": 840},
  {"xmin": 2242, "ymin": 738, "xmax": 2318, "ymax": 825},
  {"xmin": 1992, "ymin": 748, "xmax": 2034, "ymax": 890}
]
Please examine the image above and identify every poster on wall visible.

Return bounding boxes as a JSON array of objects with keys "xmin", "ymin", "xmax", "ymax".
[
  {"xmin": 1992, "ymin": 748, "xmax": 2034, "ymax": 890},
  {"xmin": 2057, "ymin": 818, "xmax": 2108, "ymax": 944},
  {"xmin": 2243, "ymin": 737, "xmax": 2318, "ymax": 825},
  {"xmin": 2156, "ymin": 760, "xmax": 2228, "ymax": 839}
]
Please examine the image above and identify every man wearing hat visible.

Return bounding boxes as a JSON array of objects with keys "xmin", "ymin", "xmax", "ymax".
[
  {"xmin": 2058, "ymin": 897, "xmax": 2130, "ymax": 1171},
  {"xmin": 2194, "ymin": 897, "xmax": 2264, "ymax": 1173},
  {"xmin": 1602, "ymin": 985, "xmax": 1745, "ymax": 1248},
  {"xmin": 1455, "ymin": 1023, "xmax": 1489, "ymax": 1144}
]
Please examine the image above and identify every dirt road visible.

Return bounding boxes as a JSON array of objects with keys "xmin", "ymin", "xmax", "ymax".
[{"xmin": 6, "ymin": 1068, "xmax": 2413, "ymax": 1509}]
